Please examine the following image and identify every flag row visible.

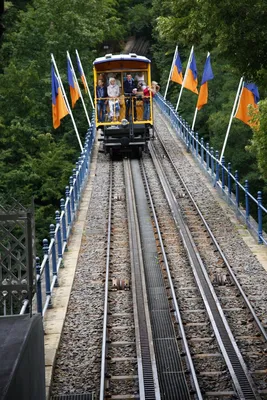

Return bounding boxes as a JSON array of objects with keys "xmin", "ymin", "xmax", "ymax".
[
  {"xmin": 51, "ymin": 51, "xmax": 94, "ymax": 150},
  {"xmin": 165, "ymin": 46, "xmax": 260, "ymax": 131}
]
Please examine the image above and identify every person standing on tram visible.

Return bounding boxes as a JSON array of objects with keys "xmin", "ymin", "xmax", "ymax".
[
  {"xmin": 96, "ymin": 79, "xmax": 108, "ymax": 122},
  {"xmin": 123, "ymin": 73, "xmax": 137, "ymax": 121},
  {"xmin": 107, "ymin": 77, "xmax": 120, "ymax": 121}
]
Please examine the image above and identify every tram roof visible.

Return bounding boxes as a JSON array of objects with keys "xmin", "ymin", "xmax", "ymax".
[{"xmin": 93, "ymin": 53, "xmax": 151, "ymax": 65}]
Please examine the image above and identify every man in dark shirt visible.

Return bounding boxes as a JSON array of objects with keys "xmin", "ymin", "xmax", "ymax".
[
  {"xmin": 96, "ymin": 79, "xmax": 108, "ymax": 122},
  {"xmin": 123, "ymin": 74, "xmax": 137, "ymax": 121}
]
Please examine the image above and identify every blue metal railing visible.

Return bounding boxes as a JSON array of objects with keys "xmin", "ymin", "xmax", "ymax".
[
  {"xmin": 20, "ymin": 114, "xmax": 96, "ymax": 316},
  {"xmin": 155, "ymin": 94, "xmax": 267, "ymax": 245}
]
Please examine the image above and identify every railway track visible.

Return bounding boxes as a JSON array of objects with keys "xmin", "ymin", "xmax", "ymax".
[
  {"xmin": 100, "ymin": 159, "xmax": 160, "ymax": 399},
  {"xmin": 51, "ymin": 116, "xmax": 267, "ymax": 399},
  {"xmin": 101, "ymin": 146, "xmax": 266, "ymax": 398},
  {"xmin": 144, "ymin": 127, "xmax": 267, "ymax": 398},
  {"xmin": 123, "ymin": 36, "xmax": 150, "ymax": 56},
  {"xmin": 99, "ymin": 160, "xmax": 138, "ymax": 399},
  {"xmin": 142, "ymin": 149, "xmax": 232, "ymax": 397},
  {"xmin": 100, "ymin": 157, "xmax": 197, "ymax": 399}
]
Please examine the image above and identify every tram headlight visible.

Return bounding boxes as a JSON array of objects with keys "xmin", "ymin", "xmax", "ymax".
[{"xmin": 121, "ymin": 119, "xmax": 129, "ymax": 126}]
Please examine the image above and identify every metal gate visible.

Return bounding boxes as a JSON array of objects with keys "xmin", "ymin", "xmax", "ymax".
[{"xmin": 0, "ymin": 199, "xmax": 35, "ymax": 315}]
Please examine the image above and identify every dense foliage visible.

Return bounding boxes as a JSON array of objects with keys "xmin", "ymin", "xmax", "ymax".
[
  {"xmin": 1, "ymin": 0, "xmax": 267, "ymax": 250},
  {"xmin": 150, "ymin": 0, "xmax": 267, "ymax": 226},
  {"xmin": 0, "ymin": 0, "xmax": 124, "ymax": 251}
]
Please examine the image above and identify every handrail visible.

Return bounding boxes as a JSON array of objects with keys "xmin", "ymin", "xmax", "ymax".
[
  {"xmin": 21, "ymin": 112, "xmax": 96, "ymax": 317},
  {"xmin": 155, "ymin": 93, "xmax": 267, "ymax": 245}
]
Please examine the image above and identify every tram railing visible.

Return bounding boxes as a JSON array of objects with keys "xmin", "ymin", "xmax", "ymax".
[
  {"xmin": 155, "ymin": 93, "xmax": 267, "ymax": 245},
  {"xmin": 20, "ymin": 115, "xmax": 96, "ymax": 317}
]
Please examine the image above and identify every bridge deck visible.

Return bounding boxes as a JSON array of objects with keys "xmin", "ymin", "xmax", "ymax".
[{"xmin": 44, "ymin": 107, "xmax": 267, "ymax": 399}]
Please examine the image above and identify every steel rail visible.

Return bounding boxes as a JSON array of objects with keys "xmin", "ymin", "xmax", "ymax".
[
  {"xmin": 149, "ymin": 141, "xmax": 260, "ymax": 400},
  {"xmin": 157, "ymin": 133, "xmax": 267, "ymax": 342},
  {"xmin": 124, "ymin": 158, "xmax": 145, "ymax": 400},
  {"xmin": 99, "ymin": 161, "xmax": 113, "ymax": 400},
  {"xmin": 124, "ymin": 158, "xmax": 160, "ymax": 400},
  {"xmin": 140, "ymin": 159, "xmax": 203, "ymax": 399}
]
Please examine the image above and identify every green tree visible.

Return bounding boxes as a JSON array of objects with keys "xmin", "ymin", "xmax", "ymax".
[
  {"xmin": 150, "ymin": 0, "xmax": 267, "ymax": 223},
  {"xmin": 0, "ymin": 0, "xmax": 125, "ymax": 251},
  {"xmin": 248, "ymin": 100, "xmax": 267, "ymax": 180}
]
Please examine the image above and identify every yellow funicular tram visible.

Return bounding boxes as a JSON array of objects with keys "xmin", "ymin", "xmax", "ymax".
[{"xmin": 93, "ymin": 53, "xmax": 153, "ymax": 157}]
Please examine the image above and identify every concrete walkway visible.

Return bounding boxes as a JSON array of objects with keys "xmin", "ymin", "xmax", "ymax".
[{"xmin": 43, "ymin": 137, "xmax": 100, "ymax": 400}]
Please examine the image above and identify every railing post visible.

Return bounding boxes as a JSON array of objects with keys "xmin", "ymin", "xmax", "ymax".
[
  {"xmin": 221, "ymin": 156, "xmax": 225, "ymax": 191},
  {"xmin": 36, "ymin": 257, "xmax": 43, "ymax": 315},
  {"xmin": 175, "ymin": 109, "xmax": 179, "ymax": 131},
  {"xmin": 81, "ymin": 153, "xmax": 86, "ymax": 184},
  {"xmin": 43, "ymin": 238, "xmax": 52, "ymax": 308},
  {"xmin": 78, "ymin": 156, "xmax": 82, "ymax": 189},
  {"xmin": 196, "ymin": 133, "xmax": 199, "ymax": 157},
  {"xmin": 245, "ymin": 180, "xmax": 250, "ymax": 226},
  {"xmin": 55, "ymin": 210, "xmax": 63, "ymax": 260},
  {"xmin": 228, "ymin": 162, "xmax": 232, "ymax": 199},
  {"xmin": 50, "ymin": 224, "xmax": 58, "ymax": 287},
  {"xmin": 60, "ymin": 198, "xmax": 67, "ymax": 248},
  {"xmin": 177, "ymin": 112, "xmax": 181, "ymax": 133},
  {"xmin": 206, "ymin": 143, "xmax": 209, "ymax": 171},
  {"xmin": 235, "ymin": 170, "xmax": 239, "ymax": 209},
  {"xmin": 183, "ymin": 119, "xmax": 186, "ymax": 140},
  {"xmin": 85, "ymin": 131, "xmax": 90, "ymax": 161},
  {"xmin": 215, "ymin": 150, "xmax": 219, "ymax": 186},
  {"xmin": 84, "ymin": 142, "xmax": 89, "ymax": 172},
  {"xmin": 180, "ymin": 119, "xmax": 183, "ymax": 139},
  {"xmin": 201, "ymin": 138, "xmax": 204, "ymax": 165},
  {"xmin": 186, "ymin": 125, "xmax": 190, "ymax": 152},
  {"xmin": 185, "ymin": 122, "xmax": 189, "ymax": 143},
  {"xmin": 73, "ymin": 168, "xmax": 77, "ymax": 206},
  {"xmin": 66, "ymin": 186, "xmax": 71, "ymax": 227},
  {"xmin": 69, "ymin": 176, "xmax": 75, "ymax": 216},
  {"xmin": 257, "ymin": 191, "xmax": 263, "ymax": 244},
  {"xmin": 210, "ymin": 147, "xmax": 214, "ymax": 177},
  {"xmin": 79, "ymin": 155, "xmax": 83, "ymax": 186},
  {"xmin": 191, "ymin": 130, "xmax": 195, "ymax": 153},
  {"xmin": 75, "ymin": 162, "xmax": 80, "ymax": 201}
]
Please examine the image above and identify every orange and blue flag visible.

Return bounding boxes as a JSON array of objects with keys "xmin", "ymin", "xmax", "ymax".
[
  {"xmin": 184, "ymin": 51, "xmax": 198, "ymax": 94},
  {"xmin": 197, "ymin": 54, "xmax": 214, "ymax": 110},
  {"xmin": 171, "ymin": 50, "xmax": 183, "ymax": 85},
  {"xmin": 235, "ymin": 82, "xmax": 259, "ymax": 127},
  {"xmin": 76, "ymin": 55, "xmax": 87, "ymax": 93},
  {"xmin": 67, "ymin": 59, "xmax": 80, "ymax": 108},
  {"xmin": 52, "ymin": 65, "xmax": 69, "ymax": 129}
]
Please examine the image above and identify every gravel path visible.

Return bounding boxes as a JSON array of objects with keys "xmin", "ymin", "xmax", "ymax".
[
  {"xmin": 155, "ymin": 109, "xmax": 267, "ymax": 326},
  {"xmin": 51, "ymin": 153, "xmax": 110, "ymax": 396}
]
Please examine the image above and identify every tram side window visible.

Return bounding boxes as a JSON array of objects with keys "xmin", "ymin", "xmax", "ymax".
[
  {"xmin": 98, "ymin": 73, "xmax": 107, "ymax": 86},
  {"xmin": 134, "ymin": 71, "xmax": 147, "ymax": 85},
  {"xmin": 122, "ymin": 72, "xmax": 147, "ymax": 92}
]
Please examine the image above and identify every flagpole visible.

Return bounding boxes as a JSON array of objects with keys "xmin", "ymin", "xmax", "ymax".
[
  {"xmin": 75, "ymin": 50, "xmax": 95, "ymax": 109},
  {"xmin": 164, "ymin": 45, "xmax": 178, "ymax": 100},
  {"xmin": 219, "ymin": 77, "xmax": 244, "ymax": 162},
  {"xmin": 192, "ymin": 108, "xmax": 198, "ymax": 131},
  {"xmin": 51, "ymin": 54, "xmax": 83, "ymax": 151},
  {"xmin": 192, "ymin": 52, "xmax": 210, "ymax": 131},
  {"xmin": 67, "ymin": 51, "xmax": 91, "ymax": 127},
  {"xmin": 175, "ymin": 46, "xmax": 194, "ymax": 111}
]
